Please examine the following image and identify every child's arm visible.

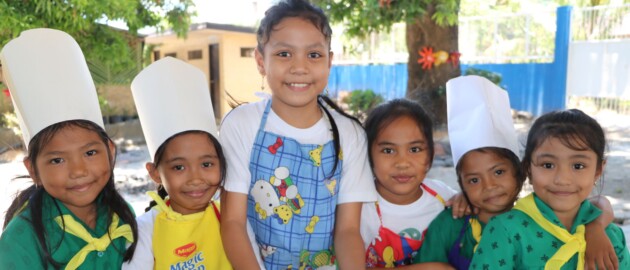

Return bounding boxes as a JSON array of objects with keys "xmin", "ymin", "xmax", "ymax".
[
  {"xmin": 221, "ymin": 191, "xmax": 261, "ymax": 270},
  {"xmin": 334, "ymin": 202, "xmax": 365, "ymax": 269},
  {"xmin": 585, "ymin": 195, "xmax": 618, "ymax": 270},
  {"xmin": 445, "ymin": 192, "xmax": 476, "ymax": 218}
]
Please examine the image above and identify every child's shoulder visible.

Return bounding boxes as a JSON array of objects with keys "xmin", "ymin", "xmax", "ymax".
[
  {"xmin": 422, "ymin": 179, "xmax": 458, "ymax": 200},
  {"xmin": 135, "ymin": 208, "xmax": 160, "ymax": 228},
  {"xmin": 222, "ymin": 100, "xmax": 266, "ymax": 122}
]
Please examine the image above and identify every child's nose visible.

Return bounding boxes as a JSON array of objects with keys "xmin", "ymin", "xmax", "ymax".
[
  {"xmin": 69, "ymin": 159, "xmax": 88, "ymax": 179},
  {"xmin": 552, "ymin": 165, "xmax": 572, "ymax": 185},
  {"xmin": 394, "ymin": 155, "xmax": 411, "ymax": 169},
  {"xmin": 290, "ymin": 57, "xmax": 308, "ymax": 74}
]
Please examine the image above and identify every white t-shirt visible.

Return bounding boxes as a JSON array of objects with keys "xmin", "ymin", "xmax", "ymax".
[
  {"xmin": 220, "ymin": 99, "xmax": 377, "ymax": 204},
  {"xmin": 360, "ymin": 179, "xmax": 458, "ymax": 250},
  {"xmin": 122, "ymin": 207, "xmax": 263, "ymax": 269}
]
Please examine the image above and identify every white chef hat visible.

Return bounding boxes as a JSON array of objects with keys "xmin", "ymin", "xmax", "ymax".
[
  {"xmin": 447, "ymin": 75, "xmax": 519, "ymax": 167},
  {"xmin": 131, "ymin": 57, "xmax": 217, "ymax": 159},
  {"xmin": 0, "ymin": 28, "xmax": 104, "ymax": 148}
]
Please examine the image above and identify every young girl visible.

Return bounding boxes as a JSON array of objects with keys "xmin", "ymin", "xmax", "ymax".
[
  {"xmin": 219, "ymin": 0, "xmax": 377, "ymax": 268},
  {"xmin": 418, "ymin": 76, "xmax": 620, "ymax": 270},
  {"xmin": 0, "ymin": 28, "xmax": 137, "ymax": 269},
  {"xmin": 360, "ymin": 98, "xmax": 458, "ymax": 269},
  {"xmin": 122, "ymin": 57, "xmax": 231, "ymax": 269},
  {"xmin": 469, "ymin": 108, "xmax": 629, "ymax": 269}
]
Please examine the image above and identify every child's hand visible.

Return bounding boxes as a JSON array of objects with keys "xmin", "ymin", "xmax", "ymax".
[
  {"xmin": 584, "ymin": 222, "xmax": 619, "ymax": 270},
  {"xmin": 445, "ymin": 192, "xmax": 477, "ymax": 218}
]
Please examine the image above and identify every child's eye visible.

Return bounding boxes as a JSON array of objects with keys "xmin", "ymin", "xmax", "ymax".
[
  {"xmin": 381, "ymin": 148, "xmax": 395, "ymax": 154},
  {"xmin": 541, "ymin": 162, "xmax": 554, "ymax": 169},
  {"xmin": 410, "ymin": 147, "xmax": 424, "ymax": 153},
  {"xmin": 50, "ymin": 158, "xmax": 63, "ymax": 164},
  {"xmin": 495, "ymin": 169, "xmax": 505, "ymax": 176},
  {"xmin": 468, "ymin": 178, "xmax": 479, "ymax": 184},
  {"xmin": 202, "ymin": 162, "xmax": 213, "ymax": 168},
  {"xmin": 173, "ymin": 165, "xmax": 185, "ymax": 171},
  {"xmin": 573, "ymin": 163, "xmax": 585, "ymax": 170},
  {"xmin": 85, "ymin": 150, "xmax": 97, "ymax": 156},
  {"xmin": 276, "ymin": 51, "xmax": 290, "ymax": 57},
  {"xmin": 308, "ymin": 52, "xmax": 322, "ymax": 58}
]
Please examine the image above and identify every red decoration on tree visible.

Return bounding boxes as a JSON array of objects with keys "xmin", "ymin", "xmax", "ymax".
[
  {"xmin": 379, "ymin": 0, "xmax": 393, "ymax": 7},
  {"xmin": 447, "ymin": 51, "xmax": 461, "ymax": 67},
  {"xmin": 2, "ymin": 89, "xmax": 9, "ymax": 97},
  {"xmin": 417, "ymin": 47, "xmax": 435, "ymax": 70}
]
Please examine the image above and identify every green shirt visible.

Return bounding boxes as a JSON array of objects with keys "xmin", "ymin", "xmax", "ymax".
[
  {"xmin": 0, "ymin": 192, "xmax": 132, "ymax": 270},
  {"xmin": 470, "ymin": 194, "xmax": 630, "ymax": 269},
  {"xmin": 414, "ymin": 208, "xmax": 485, "ymax": 265}
]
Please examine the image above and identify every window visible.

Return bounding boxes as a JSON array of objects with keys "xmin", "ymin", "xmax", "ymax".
[
  {"xmin": 153, "ymin": 51, "xmax": 160, "ymax": 61},
  {"xmin": 241, "ymin": 47, "xmax": 255, "ymax": 57},
  {"xmin": 188, "ymin": 50, "xmax": 202, "ymax": 60}
]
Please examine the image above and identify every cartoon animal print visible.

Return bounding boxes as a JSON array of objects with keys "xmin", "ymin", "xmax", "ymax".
[
  {"xmin": 268, "ymin": 137, "xmax": 283, "ymax": 154},
  {"xmin": 271, "ymin": 167, "xmax": 304, "ymax": 213},
  {"xmin": 273, "ymin": 204, "xmax": 294, "ymax": 224},
  {"xmin": 309, "ymin": 145, "xmax": 323, "ymax": 167},
  {"xmin": 305, "ymin": 216, "xmax": 320, "ymax": 234},
  {"xmin": 324, "ymin": 179, "xmax": 337, "ymax": 195},
  {"xmin": 250, "ymin": 180, "xmax": 280, "ymax": 220}
]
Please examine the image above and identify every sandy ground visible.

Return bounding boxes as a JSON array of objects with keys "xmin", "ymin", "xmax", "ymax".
[{"xmin": 0, "ymin": 112, "xmax": 629, "ymax": 245}]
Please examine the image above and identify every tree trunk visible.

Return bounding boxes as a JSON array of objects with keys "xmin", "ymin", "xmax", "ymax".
[{"xmin": 406, "ymin": 4, "xmax": 460, "ymax": 125}]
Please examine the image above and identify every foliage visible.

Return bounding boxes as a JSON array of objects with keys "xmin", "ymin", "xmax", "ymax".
[
  {"xmin": 98, "ymin": 95, "xmax": 113, "ymax": 116},
  {"xmin": 313, "ymin": 0, "xmax": 459, "ymax": 38},
  {"xmin": 0, "ymin": 0, "xmax": 195, "ymax": 76},
  {"xmin": 464, "ymin": 68, "xmax": 502, "ymax": 86},
  {"xmin": 342, "ymin": 89, "xmax": 384, "ymax": 121},
  {"xmin": 3, "ymin": 111, "xmax": 20, "ymax": 136}
]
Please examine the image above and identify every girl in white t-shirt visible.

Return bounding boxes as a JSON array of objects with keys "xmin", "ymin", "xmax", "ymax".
[
  {"xmin": 219, "ymin": 0, "xmax": 377, "ymax": 269},
  {"xmin": 361, "ymin": 98, "xmax": 457, "ymax": 269}
]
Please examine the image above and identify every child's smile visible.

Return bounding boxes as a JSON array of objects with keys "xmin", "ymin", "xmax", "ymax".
[
  {"xmin": 529, "ymin": 137, "xmax": 602, "ymax": 228},
  {"xmin": 460, "ymin": 150, "xmax": 519, "ymax": 222},
  {"xmin": 27, "ymin": 125, "xmax": 114, "ymax": 224},
  {"xmin": 371, "ymin": 116, "xmax": 430, "ymax": 205},
  {"xmin": 149, "ymin": 132, "xmax": 221, "ymax": 215}
]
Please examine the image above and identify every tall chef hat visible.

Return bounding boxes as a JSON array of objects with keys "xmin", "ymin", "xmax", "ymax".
[
  {"xmin": 0, "ymin": 28, "xmax": 104, "ymax": 148},
  {"xmin": 131, "ymin": 57, "xmax": 217, "ymax": 159},
  {"xmin": 447, "ymin": 75, "xmax": 519, "ymax": 166}
]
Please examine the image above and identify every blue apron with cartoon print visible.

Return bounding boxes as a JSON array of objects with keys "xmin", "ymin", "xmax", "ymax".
[{"xmin": 247, "ymin": 100, "xmax": 341, "ymax": 269}]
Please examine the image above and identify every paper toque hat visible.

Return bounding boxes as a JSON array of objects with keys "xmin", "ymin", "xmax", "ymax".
[
  {"xmin": 0, "ymin": 28, "xmax": 104, "ymax": 148},
  {"xmin": 131, "ymin": 57, "xmax": 217, "ymax": 159},
  {"xmin": 447, "ymin": 75, "xmax": 519, "ymax": 166}
]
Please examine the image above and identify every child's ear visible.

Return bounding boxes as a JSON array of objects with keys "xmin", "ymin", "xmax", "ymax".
[
  {"xmin": 254, "ymin": 48, "xmax": 266, "ymax": 76},
  {"xmin": 146, "ymin": 162, "xmax": 162, "ymax": 185},
  {"xmin": 328, "ymin": 50, "xmax": 334, "ymax": 68},
  {"xmin": 107, "ymin": 140, "xmax": 116, "ymax": 165},
  {"xmin": 595, "ymin": 159, "xmax": 607, "ymax": 183},
  {"xmin": 23, "ymin": 157, "xmax": 40, "ymax": 185}
]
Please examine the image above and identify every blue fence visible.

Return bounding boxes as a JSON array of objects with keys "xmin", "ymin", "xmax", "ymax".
[{"xmin": 327, "ymin": 6, "xmax": 572, "ymax": 117}]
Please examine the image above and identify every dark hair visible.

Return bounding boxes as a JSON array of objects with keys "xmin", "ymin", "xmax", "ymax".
[
  {"xmin": 145, "ymin": 130, "xmax": 227, "ymax": 212},
  {"xmin": 3, "ymin": 120, "xmax": 138, "ymax": 267},
  {"xmin": 364, "ymin": 98, "xmax": 435, "ymax": 169},
  {"xmin": 256, "ymin": 0, "xmax": 333, "ymax": 53},
  {"xmin": 455, "ymin": 147, "xmax": 526, "ymax": 208},
  {"xmin": 521, "ymin": 109, "xmax": 606, "ymax": 177}
]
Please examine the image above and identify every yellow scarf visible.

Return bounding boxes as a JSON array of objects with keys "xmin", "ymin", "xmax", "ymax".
[
  {"xmin": 470, "ymin": 217, "xmax": 482, "ymax": 252},
  {"xmin": 54, "ymin": 213, "xmax": 133, "ymax": 270},
  {"xmin": 147, "ymin": 191, "xmax": 209, "ymax": 221},
  {"xmin": 513, "ymin": 194, "xmax": 586, "ymax": 270}
]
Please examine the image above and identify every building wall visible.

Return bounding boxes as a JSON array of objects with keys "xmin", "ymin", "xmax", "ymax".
[
  {"xmin": 218, "ymin": 32, "xmax": 262, "ymax": 117},
  {"xmin": 146, "ymin": 30, "xmax": 261, "ymax": 119}
]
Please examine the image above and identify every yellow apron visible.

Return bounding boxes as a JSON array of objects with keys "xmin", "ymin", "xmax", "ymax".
[
  {"xmin": 148, "ymin": 192, "xmax": 232, "ymax": 270},
  {"xmin": 513, "ymin": 194, "xmax": 586, "ymax": 270}
]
